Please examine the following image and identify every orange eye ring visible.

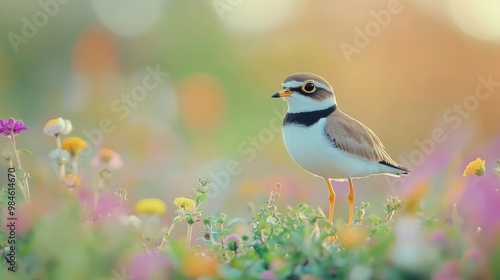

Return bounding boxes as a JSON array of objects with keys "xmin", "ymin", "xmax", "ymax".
[{"xmin": 301, "ymin": 81, "xmax": 316, "ymax": 93}]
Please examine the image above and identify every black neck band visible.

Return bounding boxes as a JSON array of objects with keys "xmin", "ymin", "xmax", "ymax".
[{"xmin": 283, "ymin": 105, "xmax": 336, "ymax": 127}]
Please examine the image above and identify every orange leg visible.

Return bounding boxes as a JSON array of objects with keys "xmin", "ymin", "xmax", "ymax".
[
  {"xmin": 325, "ymin": 178, "xmax": 336, "ymax": 223},
  {"xmin": 347, "ymin": 178, "xmax": 355, "ymax": 225}
]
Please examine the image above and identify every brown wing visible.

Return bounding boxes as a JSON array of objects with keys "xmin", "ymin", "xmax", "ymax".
[{"xmin": 325, "ymin": 110, "xmax": 404, "ymax": 169}]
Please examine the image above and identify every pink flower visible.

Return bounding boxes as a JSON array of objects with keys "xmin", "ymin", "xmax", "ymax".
[
  {"xmin": 433, "ymin": 261, "xmax": 460, "ymax": 280},
  {"xmin": 429, "ymin": 230, "xmax": 449, "ymax": 247},
  {"xmin": 128, "ymin": 251, "xmax": 171, "ymax": 280},
  {"xmin": 93, "ymin": 190, "xmax": 123, "ymax": 222},
  {"xmin": 457, "ymin": 173, "xmax": 500, "ymax": 243},
  {"xmin": 224, "ymin": 234, "xmax": 241, "ymax": 251},
  {"xmin": 0, "ymin": 117, "xmax": 28, "ymax": 137},
  {"xmin": 463, "ymin": 247, "xmax": 486, "ymax": 264},
  {"xmin": 92, "ymin": 148, "xmax": 124, "ymax": 170},
  {"xmin": 261, "ymin": 270, "xmax": 277, "ymax": 280},
  {"xmin": 458, "ymin": 136, "xmax": 500, "ymax": 244}
]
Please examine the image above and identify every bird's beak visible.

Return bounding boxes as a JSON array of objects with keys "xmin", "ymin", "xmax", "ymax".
[{"xmin": 272, "ymin": 88, "xmax": 293, "ymax": 98}]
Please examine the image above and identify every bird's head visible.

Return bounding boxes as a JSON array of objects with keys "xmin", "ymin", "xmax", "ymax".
[{"xmin": 272, "ymin": 72, "xmax": 337, "ymax": 113}]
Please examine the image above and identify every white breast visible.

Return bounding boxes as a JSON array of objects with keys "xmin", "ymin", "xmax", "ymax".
[{"xmin": 282, "ymin": 118, "xmax": 386, "ymax": 180}]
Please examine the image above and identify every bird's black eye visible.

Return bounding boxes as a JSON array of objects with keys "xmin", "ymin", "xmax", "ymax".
[{"xmin": 301, "ymin": 81, "xmax": 316, "ymax": 93}]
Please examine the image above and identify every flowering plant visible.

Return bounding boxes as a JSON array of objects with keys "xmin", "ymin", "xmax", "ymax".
[{"xmin": 0, "ymin": 118, "xmax": 499, "ymax": 279}]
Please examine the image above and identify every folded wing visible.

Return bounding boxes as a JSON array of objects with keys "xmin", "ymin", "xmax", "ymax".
[{"xmin": 324, "ymin": 110, "xmax": 409, "ymax": 173}]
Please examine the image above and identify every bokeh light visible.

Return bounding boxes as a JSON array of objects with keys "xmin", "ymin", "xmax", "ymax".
[
  {"xmin": 91, "ymin": 0, "xmax": 167, "ymax": 37},
  {"xmin": 178, "ymin": 73, "xmax": 226, "ymax": 134},
  {"xmin": 220, "ymin": 0, "xmax": 301, "ymax": 34},
  {"xmin": 448, "ymin": 0, "xmax": 500, "ymax": 42}
]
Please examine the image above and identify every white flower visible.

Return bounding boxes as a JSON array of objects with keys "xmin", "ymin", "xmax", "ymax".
[
  {"xmin": 119, "ymin": 215, "xmax": 142, "ymax": 229},
  {"xmin": 43, "ymin": 117, "xmax": 73, "ymax": 136},
  {"xmin": 49, "ymin": 149, "xmax": 70, "ymax": 164},
  {"xmin": 390, "ymin": 217, "xmax": 437, "ymax": 272}
]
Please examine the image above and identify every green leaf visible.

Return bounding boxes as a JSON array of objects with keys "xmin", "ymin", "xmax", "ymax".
[
  {"xmin": 17, "ymin": 148, "xmax": 33, "ymax": 155},
  {"xmin": 367, "ymin": 214, "xmax": 381, "ymax": 224},
  {"xmin": 316, "ymin": 207, "xmax": 326, "ymax": 218},
  {"xmin": 0, "ymin": 230, "xmax": 8, "ymax": 245},
  {"xmin": 0, "ymin": 186, "xmax": 8, "ymax": 206},
  {"xmin": 227, "ymin": 217, "xmax": 246, "ymax": 228},
  {"xmin": 266, "ymin": 216, "xmax": 277, "ymax": 226}
]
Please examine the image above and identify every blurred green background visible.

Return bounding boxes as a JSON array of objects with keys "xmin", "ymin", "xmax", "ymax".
[{"xmin": 0, "ymin": 0, "xmax": 499, "ymax": 219}]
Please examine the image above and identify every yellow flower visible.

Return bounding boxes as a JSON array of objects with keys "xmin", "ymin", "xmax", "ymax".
[
  {"xmin": 43, "ymin": 117, "xmax": 73, "ymax": 136},
  {"xmin": 61, "ymin": 137, "xmax": 88, "ymax": 156},
  {"xmin": 174, "ymin": 197, "xmax": 196, "ymax": 212},
  {"xmin": 63, "ymin": 174, "xmax": 82, "ymax": 188},
  {"xmin": 135, "ymin": 198, "xmax": 167, "ymax": 215},
  {"xmin": 337, "ymin": 226, "xmax": 368, "ymax": 249},
  {"xmin": 463, "ymin": 158, "xmax": 486, "ymax": 176}
]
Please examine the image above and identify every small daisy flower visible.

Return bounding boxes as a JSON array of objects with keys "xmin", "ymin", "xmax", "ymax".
[
  {"xmin": 463, "ymin": 158, "xmax": 486, "ymax": 176},
  {"xmin": 135, "ymin": 198, "xmax": 167, "ymax": 215},
  {"xmin": 43, "ymin": 117, "xmax": 72, "ymax": 136},
  {"xmin": 92, "ymin": 148, "xmax": 124, "ymax": 170},
  {"xmin": 63, "ymin": 174, "xmax": 82, "ymax": 188},
  {"xmin": 0, "ymin": 117, "xmax": 28, "ymax": 137},
  {"xmin": 61, "ymin": 137, "xmax": 88, "ymax": 157},
  {"xmin": 119, "ymin": 215, "xmax": 142, "ymax": 229}
]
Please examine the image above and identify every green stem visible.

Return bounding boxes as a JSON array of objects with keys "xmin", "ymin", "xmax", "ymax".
[
  {"xmin": 158, "ymin": 222, "xmax": 176, "ymax": 250},
  {"xmin": 209, "ymin": 225, "xmax": 216, "ymax": 244},
  {"xmin": 10, "ymin": 133, "xmax": 30, "ymax": 202},
  {"xmin": 94, "ymin": 168, "xmax": 109, "ymax": 208},
  {"xmin": 56, "ymin": 134, "xmax": 65, "ymax": 181},
  {"xmin": 72, "ymin": 157, "xmax": 78, "ymax": 175},
  {"xmin": 166, "ymin": 222, "xmax": 176, "ymax": 238},
  {"xmin": 387, "ymin": 210, "xmax": 395, "ymax": 222},
  {"xmin": 56, "ymin": 134, "xmax": 61, "ymax": 149},
  {"xmin": 187, "ymin": 223, "xmax": 193, "ymax": 246},
  {"xmin": 220, "ymin": 224, "xmax": 229, "ymax": 261},
  {"xmin": 59, "ymin": 162, "xmax": 66, "ymax": 181}
]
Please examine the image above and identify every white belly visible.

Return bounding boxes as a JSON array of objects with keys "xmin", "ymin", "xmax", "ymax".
[{"xmin": 282, "ymin": 119, "xmax": 384, "ymax": 180}]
